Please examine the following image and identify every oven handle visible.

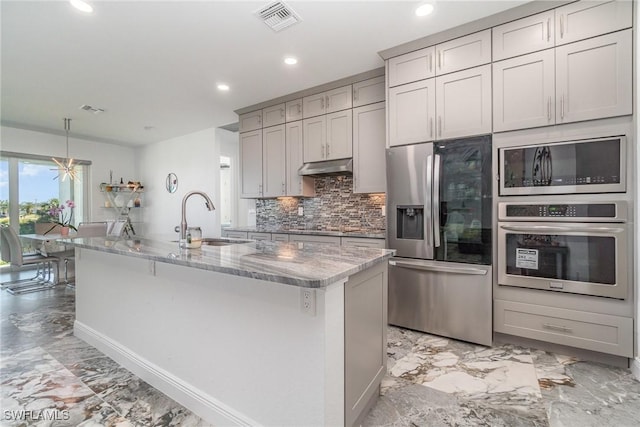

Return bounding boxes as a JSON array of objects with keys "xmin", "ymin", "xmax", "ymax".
[
  {"xmin": 389, "ymin": 260, "xmax": 487, "ymax": 275},
  {"xmin": 499, "ymin": 224, "xmax": 625, "ymax": 233}
]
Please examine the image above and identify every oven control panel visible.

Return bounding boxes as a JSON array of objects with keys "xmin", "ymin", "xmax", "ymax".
[{"xmin": 499, "ymin": 202, "xmax": 626, "ymax": 222}]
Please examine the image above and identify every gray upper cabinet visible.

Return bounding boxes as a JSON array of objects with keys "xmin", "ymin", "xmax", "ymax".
[
  {"xmin": 493, "ymin": 49, "xmax": 555, "ymax": 132},
  {"xmin": 239, "ymin": 110, "xmax": 262, "ymax": 133},
  {"xmin": 262, "ymin": 103, "xmax": 286, "ymax": 128},
  {"xmin": 435, "ymin": 29, "xmax": 492, "ymax": 76},
  {"xmin": 352, "ymin": 76, "xmax": 385, "ymax": 108},
  {"xmin": 388, "ymin": 79, "xmax": 435, "ymax": 147},
  {"xmin": 555, "ymin": 0, "xmax": 632, "ymax": 46},
  {"xmin": 325, "ymin": 85, "xmax": 353, "ymax": 114},
  {"xmin": 303, "ymin": 115, "xmax": 326, "ymax": 163},
  {"xmin": 285, "ymin": 99, "xmax": 303, "ymax": 122},
  {"xmin": 555, "ymin": 29, "xmax": 632, "ymax": 124},
  {"xmin": 388, "ymin": 46, "xmax": 436, "ymax": 87},
  {"xmin": 435, "ymin": 64, "xmax": 492, "ymax": 140},
  {"xmin": 261, "ymin": 125, "xmax": 286, "ymax": 198},
  {"xmin": 353, "ymin": 102, "xmax": 386, "ymax": 194},
  {"xmin": 303, "ymin": 85, "xmax": 352, "ymax": 118},
  {"xmin": 326, "ymin": 109, "xmax": 353, "ymax": 160},
  {"xmin": 285, "ymin": 121, "xmax": 315, "ymax": 197},
  {"xmin": 239, "ymin": 130, "xmax": 263, "ymax": 198},
  {"xmin": 492, "ymin": 10, "xmax": 555, "ymax": 61}
]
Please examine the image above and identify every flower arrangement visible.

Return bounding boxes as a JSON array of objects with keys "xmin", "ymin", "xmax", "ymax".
[{"xmin": 47, "ymin": 199, "xmax": 77, "ymax": 231}]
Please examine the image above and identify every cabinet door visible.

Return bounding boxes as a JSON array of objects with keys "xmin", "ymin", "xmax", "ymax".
[
  {"xmin": 239, "ymin": 110, "xmax": 262, "ymax": 133},
  {"xmin": 262, "ymin": 103, "xmax": 285, "ymax": 127},
  {"xmin": 288, "ymin": 234, "xmax": 341, "ymax": 245},
  {"xmin": 262, "ymin": 125, "xmax": 286, "ymax": 197},
  {"xmin": 556, "ymin": 0, "xmax": 632, "ymax": 46},
  {"xmin": 286, "ymin": 121, "xmax": 315, "ymax": 197},
  {"xmin": 248, "ymin": 232, "xmax": 271, "ymax": 241},
  {"xmin": 492, "ymin": 10, "xmax": 554, "ymax": 61},
  {"xmin": 353, "ymin": 76, "xmax": 385, "ymax": 107},
  {"xmin": 353, "ymin": 102, "xmax": 386, "ymax": 194},
  {"xmin": 388, "ymin": 46, "xmax": 436, "ymax": 87},
  {"xmin": 325, "ymin": 85, "xmax": 353, "ymax": 113},
  {"xmin": 222, "ymin": 231, "xmax": 249, "ymax": 239},
  {"xmin": 271, "ymin": 233, "xmax": 289, "ymax": 242},
  {"xmin": 239, "ymin": 130, "xmax": 263, "ymax": 198},
  {"xmin": 493, "ymin": 50, "xmax": 555, "ymax": 132},
  {"xmin": 285, "ymin": 99, "xmax": 303, "ymax": 122},
  {"xmin": 303, "ymin": 115, "xmax": 326, "ymax": 162},
  {"xmin": 436, "ymin": 29, "xmax": 491, "ymax": 75},
  {"xmin": 556, "ymin": 29, "xmax": 632, "ymax": 124},
  {"xmin": 303, "ymin": 92, "xmax": 326, "ymax": 118},
  {"xmin": 341, "ymin": 237, "xmax": 386, "ymax": 248},
  {"xmin": 436, "ymin": 64, "xmax": 492, "ymax": 140},
  {"xmin": 326, "ymin": 109, "xmax": 353, "ymax": 160},
  {"xmin": 388, "ymin": 79, "xmax": 436, "ymax": 147}
]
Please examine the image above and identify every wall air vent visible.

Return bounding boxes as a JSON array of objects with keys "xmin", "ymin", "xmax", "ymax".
[
  {"xmin": 256, "ymin": 1, "xmax": 301, "ymax": 32},
  {"xmin": 79, "ymin": 104, "xmax": 105, "ymax": 114}
]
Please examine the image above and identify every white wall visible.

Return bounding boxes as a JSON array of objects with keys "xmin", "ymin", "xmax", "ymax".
[
  {"xmin": 136, "ymin": 127, "xmax": 220, "ymax": 239},
  {"xmin": 0, "ymin": 126, "xmax": 137, "ymax": 224}
]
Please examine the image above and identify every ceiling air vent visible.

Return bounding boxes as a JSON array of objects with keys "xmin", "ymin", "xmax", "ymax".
[{"xmin": 256, "ymin": 1, "xmax": 301, "ymax": 32}]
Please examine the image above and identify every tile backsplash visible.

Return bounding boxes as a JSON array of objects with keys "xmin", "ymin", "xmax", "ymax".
[{"xmin": 256, "ymin": 176, "xmax": 385, "ymax": 231}]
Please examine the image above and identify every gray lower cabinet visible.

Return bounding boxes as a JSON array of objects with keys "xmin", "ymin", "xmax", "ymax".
[
  {"xmin": 344, "ymin": 261, "xmax": 387, "ymax": 426},
  {"xmin": 289, "ymin": 235, "xmax": 341, "ymax": 245},
  {"xmin": 341, "ymin": 237, "xmax": 385, "ymax": 248},
  {"xmin": 494, "ymin": 299, "xmax": 633, "ymax": 357},
  {"xmin": 271, "ymin": 233, "xmax": 289, "ymax": 242},
  {"xmin": 247, "ymin": 232, "xmax": 270, "ymax": 241}
]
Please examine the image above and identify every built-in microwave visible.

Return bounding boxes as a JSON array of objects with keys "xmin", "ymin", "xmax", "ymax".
[{"xmin": 499, "ymin": 136, "xmax": 626, "ymax": 196}]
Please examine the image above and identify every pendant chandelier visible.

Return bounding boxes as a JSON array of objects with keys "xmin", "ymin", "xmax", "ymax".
[{"xmin": 52, "ymin": 118, "xmax": 79, "ymax": 181}]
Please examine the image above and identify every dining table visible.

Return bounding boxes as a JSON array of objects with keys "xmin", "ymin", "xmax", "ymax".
[{"xmin": 20, "ymin": 233, "xmax": 76, "ymax": 284}]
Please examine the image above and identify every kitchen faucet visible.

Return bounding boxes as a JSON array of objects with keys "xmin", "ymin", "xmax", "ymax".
[{"xmin": 180, "ymin": 191, "xmax": 215, "ymax": 242}]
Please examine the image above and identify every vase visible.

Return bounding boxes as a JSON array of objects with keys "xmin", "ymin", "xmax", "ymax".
[{"xmin": 60, "ymin": 226, "xmax": 70, "ymax": 236}]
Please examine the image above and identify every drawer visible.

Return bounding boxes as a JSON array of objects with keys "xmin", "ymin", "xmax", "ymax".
[
  {"xmin": 341, "ymin": 237, "xmax": 385, "ymax": 248},
  {"xmin": 222, "ymin": 231, "xmax": 248, "ymax": 239},
  {"xmin": 494, "ymin": 299, "xmax": 633, "ymax": 357},
  {"xmin": 288, "ymin": 234, "xmax": 341, "ymax": 245},
  {"xmin": 271, "ymin": 233, "xmax": 289, "ymax": 242},
  {"xmin": 248, "ymin": 232, "xmax": 271, "ymax": 241}
]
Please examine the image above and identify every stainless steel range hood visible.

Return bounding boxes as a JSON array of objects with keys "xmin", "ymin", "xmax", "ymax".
[{"xmin": 298, "ymin": 158, "xmax": 353, "ymax": 177}]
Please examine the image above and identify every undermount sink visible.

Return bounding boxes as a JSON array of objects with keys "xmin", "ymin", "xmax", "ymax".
[{"xmin": 171, "ymin": 237, "xmax": 252, "ymax": 247}]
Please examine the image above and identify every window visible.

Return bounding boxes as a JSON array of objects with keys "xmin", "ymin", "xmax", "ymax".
[{"xmin": 0, "ymin": 152, "xmax": 89, "ymax": 234}]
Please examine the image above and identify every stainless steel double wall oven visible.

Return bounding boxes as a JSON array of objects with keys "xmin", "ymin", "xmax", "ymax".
[{"xmin": 497, "ymin": 134, "xmax": 630, "ymax": 300}]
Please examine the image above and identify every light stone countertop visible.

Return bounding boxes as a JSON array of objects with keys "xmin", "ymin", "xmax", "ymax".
[
  {"xmin": 62, "ymin": 236, "xmax": 395, "ymax": 288},
  {"xmin": 222, "ymin": 226, "xmax": 386, "ymax": 239}
]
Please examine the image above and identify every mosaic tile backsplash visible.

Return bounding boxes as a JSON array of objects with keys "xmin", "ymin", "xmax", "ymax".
[{"xmin": 256, "ymin": 176, "xmax": 386, "ymax": 232}]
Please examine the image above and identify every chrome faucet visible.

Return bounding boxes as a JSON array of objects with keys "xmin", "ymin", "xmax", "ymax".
[{"xmin": 180, "ymin": 191, "xmax": 215, "ymax": 241}]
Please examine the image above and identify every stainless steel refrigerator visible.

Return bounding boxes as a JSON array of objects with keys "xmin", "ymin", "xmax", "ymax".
[{"xmin": 386, "ymin": 136, "xmax": 493, "ymax": 346}]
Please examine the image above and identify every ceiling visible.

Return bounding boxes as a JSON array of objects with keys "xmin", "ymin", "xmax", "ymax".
[{"xmin": 1, "ymin": 0, "xmax": 528, "ymax": 146}]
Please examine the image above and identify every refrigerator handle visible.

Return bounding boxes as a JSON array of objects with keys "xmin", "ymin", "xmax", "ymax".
[
  {"xmin": 389, "ymin": 260, "xmax": 487, "ymax": 275},
  {"xmin": 433, "ymin": 154, "xmax": 441, "ymax": 247},
  {"xmin": 425, "ymin": 154, "xmax": 433, "ymax": 249}
]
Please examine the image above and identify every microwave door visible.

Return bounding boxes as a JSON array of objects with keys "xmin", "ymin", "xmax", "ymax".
[{"xmin": 386, "ymin": 143, "xmax": 434, "ymax": 259}]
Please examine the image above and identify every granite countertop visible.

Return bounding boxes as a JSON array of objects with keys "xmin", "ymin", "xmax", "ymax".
[
  {"xmin": 223, "ymin": 226, "xmax": 387, "ymax": 239},
  {"xmin": 62, "ymin": 236, "xmax": 395, "ymax": 288}
]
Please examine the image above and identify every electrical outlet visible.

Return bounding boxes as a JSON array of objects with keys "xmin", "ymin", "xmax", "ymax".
[
  {"xmin": 298, "ymin": 206, "xmax": 304, "ymax": 216},
  {"xmin": 300, "ymin": 289, "xmax": 316, "ymax": 316},
  {"xmin": 381, "ymin": 206, "xmax": 386, "ymax": 216}
]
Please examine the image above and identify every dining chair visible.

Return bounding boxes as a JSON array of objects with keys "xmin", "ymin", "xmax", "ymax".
[{"xmin": 0, "ymin": 225, "xmax": 60, "ymax": 294}]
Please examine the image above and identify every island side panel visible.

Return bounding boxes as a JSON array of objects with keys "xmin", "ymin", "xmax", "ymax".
[{"xmin": 74, "ymin": 248, "xmax": 344, "ymax": 426}]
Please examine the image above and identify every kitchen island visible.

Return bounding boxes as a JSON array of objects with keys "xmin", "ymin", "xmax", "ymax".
[{"xmin": 64, "ymin": 236, "xmax": 393, "ymax": 426}]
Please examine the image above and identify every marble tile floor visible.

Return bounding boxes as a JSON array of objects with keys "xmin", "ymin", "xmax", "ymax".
[{"xmin": 1, "ymin": 278, "xmax": 639, "ymax": 427}]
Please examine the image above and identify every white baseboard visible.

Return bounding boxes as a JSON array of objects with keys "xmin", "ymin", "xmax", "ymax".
[
  {"xmin": 632, "ymin": 357, "xmax": 640, "ymax": 381},
  {"xmin": 74, "ymin": 320, "xmax": 260, "ymax": 427}
]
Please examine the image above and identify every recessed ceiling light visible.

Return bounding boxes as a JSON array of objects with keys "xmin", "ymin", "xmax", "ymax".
[
  {"xmin": 69, "ymin": 0, "xmax": 93, "ymax": 13},
  {"xmin": 217, "ymin": 83, "xmax": 230, "ymax": 91},
  {"xmin": 284, "ymin": 56, "xmax": 298, "ymax": 65},
  {"xmin": 415, "ymin": 3, "xmax": 434, "ymax": 17}
]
